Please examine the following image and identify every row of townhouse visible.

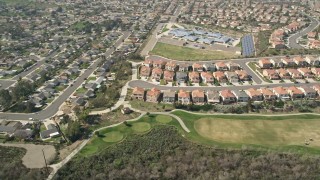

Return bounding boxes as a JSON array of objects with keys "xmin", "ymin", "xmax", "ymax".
[
  {"xmin": 263, "ymin": 67, "xmax": 320, "ymax": 80},
  {"xmin": 131, "ymin": 85, "xmax": 320, "ymax": 105},
  {"xmin": 141, "ymin": 66, "xmax": 251, "ymax": 83},
  {"xmin": 143, "ymin": 59, "xmax": 241, "ymax": 72},
  {"xmin": 258, "ymin": 56, "xmax": 320, "ymax": 69}
]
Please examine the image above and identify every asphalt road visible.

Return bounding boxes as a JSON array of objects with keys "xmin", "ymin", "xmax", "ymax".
[
  {"xmin": 128, "ymin": 79, "xmax": 319, "ymax": 92},
  {"xmin": 288, "ymin": 14, "xmax": 319, "ymax": 49},
  {"xmin": 0, "ymin": 32, "xmax": 131, "ymax": 121}
]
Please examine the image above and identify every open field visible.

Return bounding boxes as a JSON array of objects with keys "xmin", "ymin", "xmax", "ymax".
[
  {"xmin": 195, "ymin": 118, "xmax": 320, "ymax": 147},
  {"xmin": 172, "ymin": 110, "xmax": 320, "ymax": 154},
  {"xmin": 150, "ymin": 42, "xmax": 238, "ymax": 61}
]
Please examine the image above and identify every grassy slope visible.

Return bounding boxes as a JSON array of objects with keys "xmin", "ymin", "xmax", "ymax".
[
  {"xmin": 150, "ymin": 42, "xmax": 237, "ymax": 61},
  {"xmin": 55, "ymin": 126, "xmax": 320, "ymax": 180}
]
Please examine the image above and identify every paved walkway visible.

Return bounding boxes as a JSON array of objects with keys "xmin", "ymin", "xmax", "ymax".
[{"xmin": 172, "ymin": 109, "xmax": 320, "ymax": 117}]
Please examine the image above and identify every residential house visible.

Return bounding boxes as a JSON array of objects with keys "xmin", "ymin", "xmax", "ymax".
[
  {"xmin": 84, "ymin": 90, "xmax": 95, "ymax": 98},
  {"xmin": 176, "ymin": 72, "xmax": 188, "ymax": 84},
  {"xmin": 263, "ymin": 69, "xmax": 280, "ymax": 80},
  {"xmin": 132, "ymin": 87, "xmax": 145, "ymax": 100},
  {"xmin": 311, "ymin": 68, "xmax": 320, "ymax": 77},
  {"xmin": 188, "ymin": 72, "xmax": 200, "ymax": 83},
  {"xmin": 305, "ymin": 56, "xmax": 320, "ymax": 66},
  {"xmin": 151, "ymin": 67, "xmax": 163, "ymax": 81},
  {"xmin": 232, "ymin": 90, "xmax": 250, "ymax": 102},
  {"xmin": 85, "ymin": 83, "xmax": 97, "ymax": 91},
  {"xmin": 287, "ymin": 86, "xmax": 304, "ymax": 99},
  {"xmin": 215, "ymin": 62, "xmax": 228, "ymax": 71},
  {"xmin": 307, "ymin": 32, "xmax": 317, "ymax": 40},
  {"xmin": 225, "ymin": 71, "xmax": 239, "ymax": 83},
  {"xmin": 213, "ymin": 71, "xmax": 227, "ymax": 83},
  {"xmin": 206, "ymin": 90, "xmax": 220, "ymax": 104},
  {"xmin": 293, "ymin": 56, "xmax": 307, "ymax": 67},
  {"xmin": 219, "ymin": 89, "xmax": 236, "ymax": 104},
  {"xmin": 191, "ymin": 89, "xmax": 205, "ymax": 104},
  {"xmin": 298, "ymin": 68, "xmax": 314, "ymax": 78},
  {"xmin": 163, "ymin": 70, "xmax": 175, "ymax": 82},
  {"xmin": 178, "ymin": 90, "xmax": 191, "ymax": 104},
  {"xmin": 245, "ymin": 88, "xmax": 263, "ymax": 101},
  {"xmin": 178, "ymin": 63, "xmax": 189, "ymax": 72},
  {"xmin": 153, "ymin": 59, "xmax": 167, "ymax": 69},
  {"xmin": 287, "ymin": 69, "xmax": 303, "ymax": 79},
  {"xmin": 298, "ymin": 86, "xmax": 317, "ymax": 99},
  {"xmin": 72, "ymin": 97, "xmax": 86, "ymax": 106},
  {"xmin": 162, "ymin": 90, "xmax": 176, "ymax": 103},
  {"xmin": 200, "ymin": 72, "xmax": 214, "ymax": 84},
  {"xmin": 259, "ymin": 88, "xmax": 277, "ymax": 101},
  {"xmin": 40, "ymin": 124, "xmax": 60, "ymax": 140},
  {"xmin": 165, "ymin": 61, "xmax": 177, "ymax": 71},
  {"xmin": 146, "ymin": 88, "xmax": 161, "ymax": 103},
  {"xmin": 235, "ymin": 70, "xmax": 250, "ymax": 81},
  {"xmin": 272, "ymin": 87, "xmax": 290, "ymax": 100},
  {"xmin": 203, "ymin": 63, "xmax": 216, "ymax": 72},
  {"xmin": 192, "ymin": 63, "xmax": 203, "ymax": 72},
  {"xmin": 258, "ymin": 58, "xmax": 273, "ymax": 69},
  {"xmin": 313, "ymin": 85, "xmax": 320, "ymax": 95},
  {"xmin": 143, "ymin": 59, "xmax": 153, "ymax": 67},
  {"xmin": 281, "ymin": 57, "xmax": 296, "ymax": 67},
  {"xmin": 277, "ymin": 68, "xmax": 291, "ymax": 79},
  {"xmin": 140, "ymin": 66, "xmax": 151, "ymax": 78},
  {"xmin": 227, "ymin": 62, "xmax": 240, "ymax": 71}
]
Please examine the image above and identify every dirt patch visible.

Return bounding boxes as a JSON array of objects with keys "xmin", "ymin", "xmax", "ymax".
[
  {"xmin": 58, "ymin": 140, "xmax": 83, "ymax": 160},
  {"xmin": 0, "ymin": 143, "xmax": 56, "ymax": 168}
]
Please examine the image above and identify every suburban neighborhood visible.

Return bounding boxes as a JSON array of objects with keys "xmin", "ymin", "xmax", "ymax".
[{"xmin": 0, "ymin": 0, "xmax": 320, "ymax": 179}]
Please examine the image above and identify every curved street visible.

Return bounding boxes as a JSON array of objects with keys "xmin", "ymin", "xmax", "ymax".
[{"xmin": 288, "ymin": 13, "xmax": 319, "ymax": 49}]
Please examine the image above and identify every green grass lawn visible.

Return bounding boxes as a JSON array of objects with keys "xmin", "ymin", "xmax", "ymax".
[
  {"xmin": 55, "ymin": 85, "xmax": 67, "ymax": 92},
  {"xmin": 76, "ymin": 87, "xmax": 87, "ymax": 94},
  {"xmin": 248, "ymin": 62, "xmax": 273, "ymax": 83},
  {"xmin": 150, "ymin": 42, "xmax": 238, "ymax": 61},
  {"xmin": 132, "ymin": 122, "xmax": 151, "ymax": 133},
  {"xmin": 102, "ymin": 131, "xmax": 124, "ymax": 142},
  {"xmin": 156, "ymin": 115, "xmax": 172, "ymax": 123},
  {"xmin": 171, "ymin": 110, "xmax": 320, "ymax": 154}
]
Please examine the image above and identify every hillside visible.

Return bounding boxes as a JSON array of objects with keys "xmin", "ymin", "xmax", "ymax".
[{"xmin": 55, "ymin": 126, "xmax": 320, "ymax": 179}]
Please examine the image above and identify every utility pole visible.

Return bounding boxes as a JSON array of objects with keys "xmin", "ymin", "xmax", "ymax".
[{"xmin": 42, "ymin": 149, "xmax": 49, "ymax": 176}]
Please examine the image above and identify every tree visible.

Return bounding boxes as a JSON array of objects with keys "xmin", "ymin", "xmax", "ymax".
[
  {"xmin": 66, "ymin": 121, "xmax": 82, "ymax": 142},
  {"xmin": 0, "ymin": 89, "xmax": 12, "ymax": 109}
]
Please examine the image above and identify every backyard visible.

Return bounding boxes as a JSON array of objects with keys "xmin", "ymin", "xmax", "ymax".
[{"xmin": 150, "ymin": 42, "xmax": 238, "ymax": 61}]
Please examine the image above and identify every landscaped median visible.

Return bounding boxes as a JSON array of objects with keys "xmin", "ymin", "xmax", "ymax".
[{"xmin": 79, "ymin": 110, "xmax": 320, "ymax": 157}]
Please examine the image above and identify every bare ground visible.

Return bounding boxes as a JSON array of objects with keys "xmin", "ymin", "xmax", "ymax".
[{"xmin": 0, "ymin": 143, "xmax": 56, "ymax": 168}]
